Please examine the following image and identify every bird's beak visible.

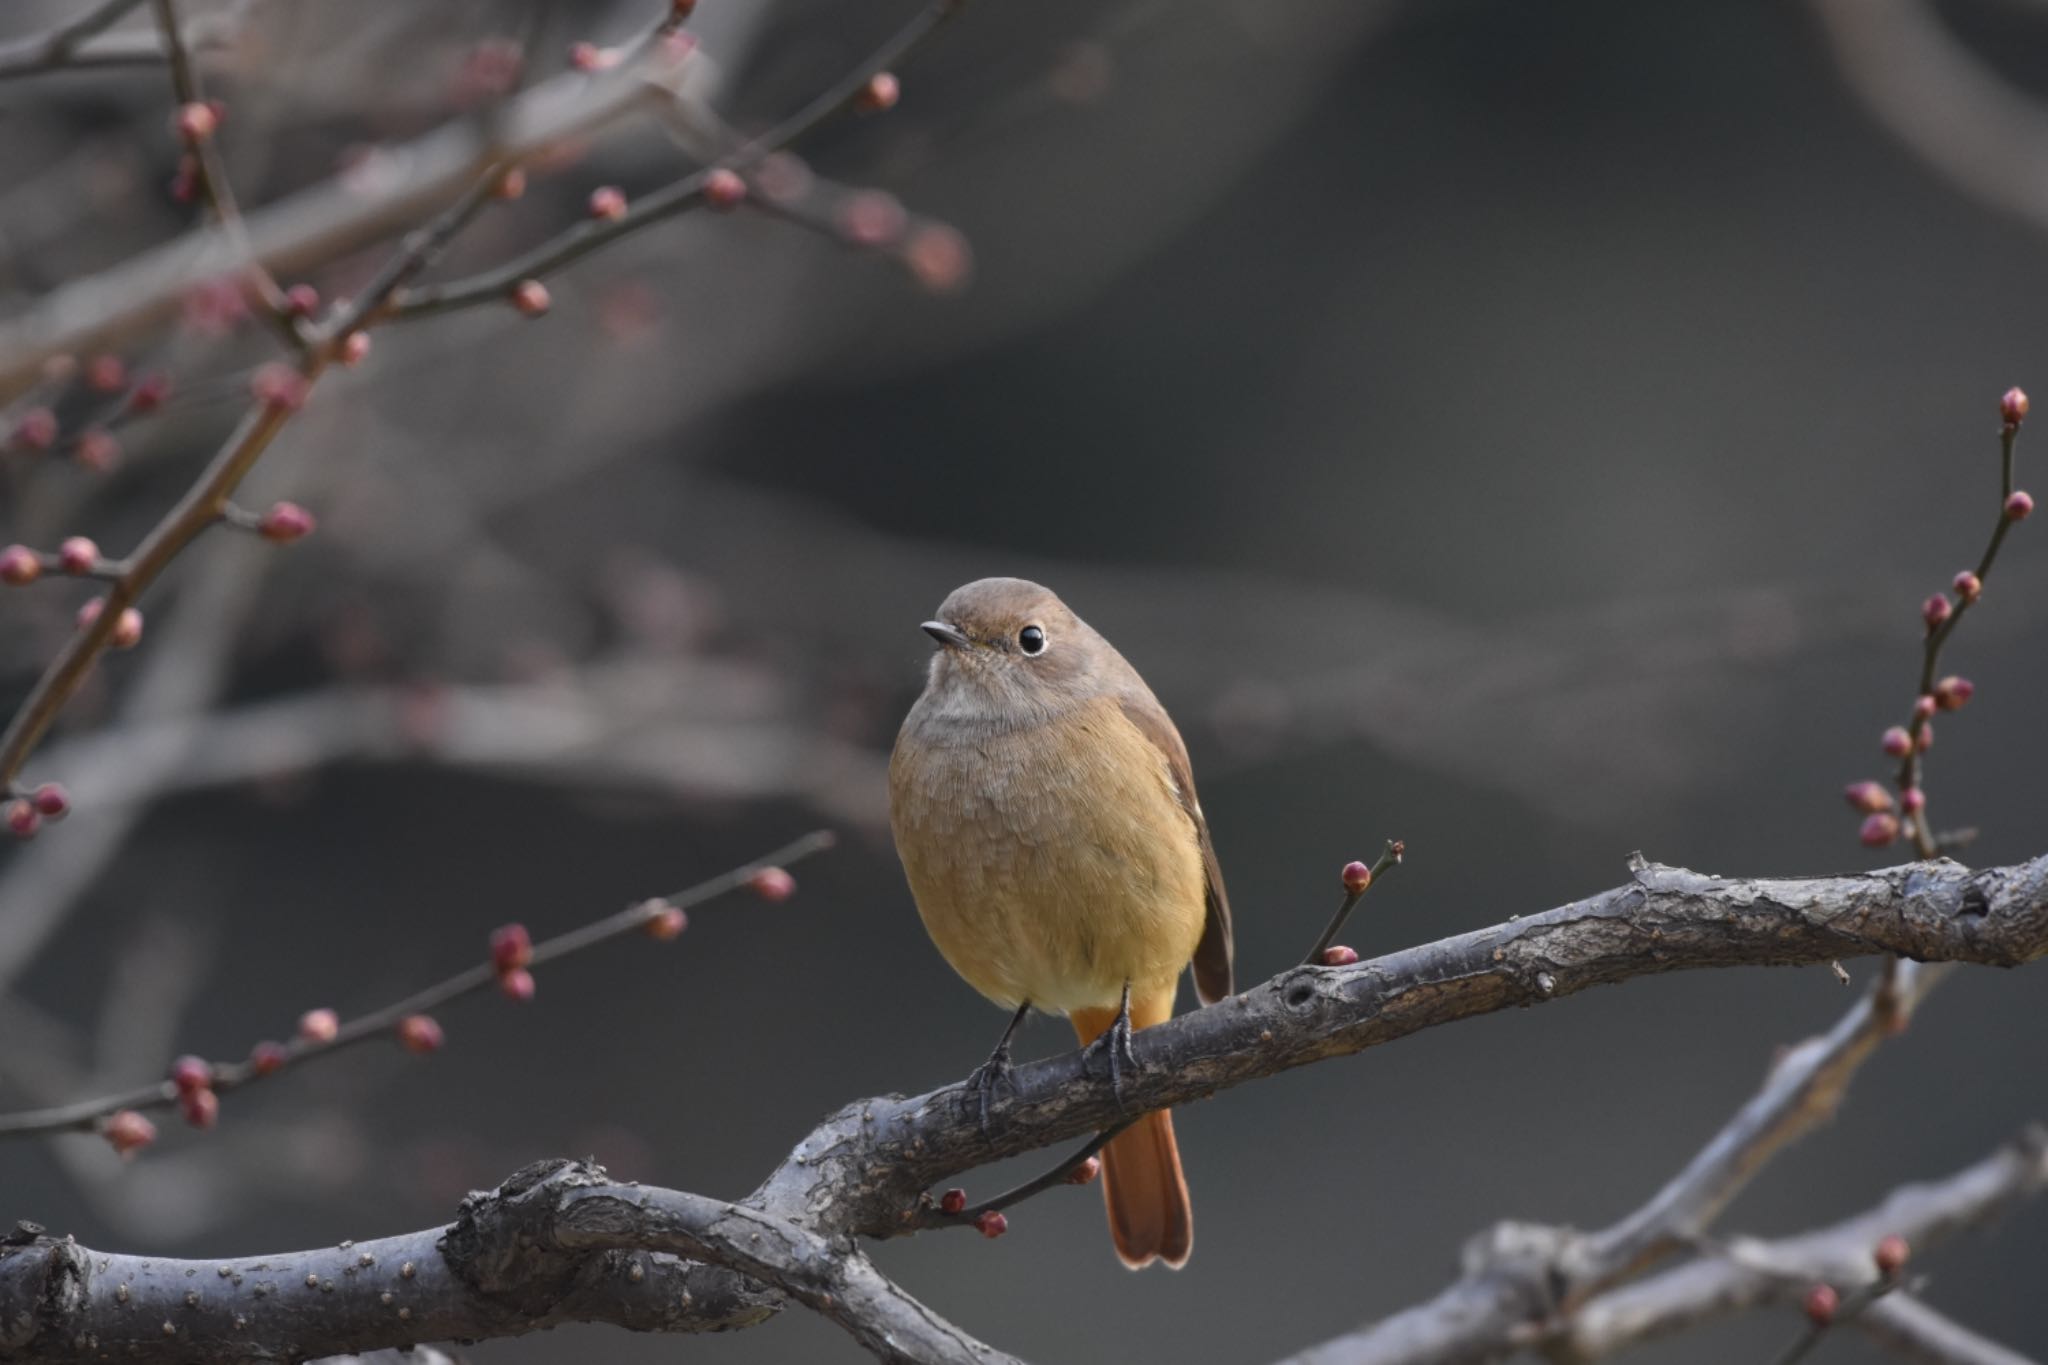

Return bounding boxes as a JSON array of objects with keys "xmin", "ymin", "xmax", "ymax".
[{"xmin": 921, "ymin": 620, "xmax": 971, "ymax": 650}]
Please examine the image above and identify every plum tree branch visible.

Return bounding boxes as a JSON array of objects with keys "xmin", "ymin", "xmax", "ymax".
[{"xmin": 5, "ymin": 851, "xmax": 2043, "ymax": 1362}]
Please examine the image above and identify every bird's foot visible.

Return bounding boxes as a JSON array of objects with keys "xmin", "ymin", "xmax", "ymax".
[
  {"xmin": 1080, "ymin": 985, "xmax": 1140, "ymax": 1113},
  {"xmin": 964, "ymin": 1048, "xmax": 1015, "ymax": 1139}
]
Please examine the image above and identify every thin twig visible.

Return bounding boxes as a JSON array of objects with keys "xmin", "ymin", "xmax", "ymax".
[
  {"xmin": 390, "ymin": 0, "xmax": 964, "ymax": 319},
  {"xmin": 0, "ymin": 830, "xmax": 834, "ymax": 1138},
  {"xmin": 0, "ymin": 0, "xmax": 151, "ymax": 78}
]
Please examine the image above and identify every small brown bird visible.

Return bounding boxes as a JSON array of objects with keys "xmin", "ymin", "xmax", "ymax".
[{"xmin": 889, "ymin": 577, "xmax": 1232, "ymax": 1269}]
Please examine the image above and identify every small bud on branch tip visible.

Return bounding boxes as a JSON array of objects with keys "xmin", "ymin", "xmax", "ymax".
[
  {"xmin": 1803, "ymin": 1283, "xmax": 1839, "ymax": 1326},
  {"xmin": 1842, "ymin": 781, "xmax": 1892, "ymax": 814},
  {"xmin": 1953, "ymin": 570, "xmax": 1982, "ymax": 602},
  {"xmin": 1933, "ymin": 675, "xmax": 1974, "ymax": 710},
  {"xmin": 1900, "ymin": 787, "xmax": 1925, "ymax": 814},
  {"xmin": 1874, "ymin": 1234, "xmax": 1909, "ymax": 1277},
  {"xmin": 169, "ymin": 1056, "xmax": 211, "ymax": 1095},
  {"xmin": 588, "ymin": 186, "xmax": 628, "ymax": 221},
  {"xmin": 2007, "ymin": 490, "xmax": 2034, "ymax": 522},
  {"xmin": 1859, "ymin": 812, "xmax": 1899, "ymax": 848},
  {"xmin": 704, "ymin": 167, "xmax": 746, "ymax": 210},
  {"xmin": 643, "ymin": 901, "xmax": 687, "ymax": 939},
  {"xmin": 1067, "ymin": 1155, "xmax": 1103, "ymax": 1185},
  {"xmin": 396, "ymin": 1014, "xmax": 444, "ymax": 1054},
  {"xmin": 58, "ymin": 537, "xmax": 99, "ymax": 575},
  {"xmin": 855, "ymin": 72, "xmax": 901, "ymax": 114},
  {"xmin": 2002, "ymin": 386, "xmax": 2029, "ymax": 427},
  {"xmin": 31, "ymin": 783, "xmax": 69, "ymax": 819},
  {"xmin": 258, "ymin": 502, "xmax": 317, "ymax": 543},
  {"xmin": 284, "ymin": 284, "xmax": 319, "ymax": 319},
  {"xmin": 249, "ymin": 1042, "xmax": 287, "ymax": 1076},
  {"xmin": 510, "ymin": 279, "xmax": 551, "ymax": 317},
  {"xmin": 297, "ymin": 1008, "xmax": 339, "ymax": 1043},
  {"xmin": 1880, "ymin": 726, "xmax": 1913, "ymax": 758},
  {"xmin": 338, "ymin": 332, "xmax": 371, "ymax": 368},
  {"xmin": 5, "ymin": 800, "xmax": 39, "ymax": 839},
  {"xmin": 493, "ymin": 166, "xmax": 527, "ymax": 200},
  {"xmin": 102, "ymin": 1110, "xmax": 156, "ymax": 1157},
  {"xmin": 250, "ymin": 363, "xmax": 309, "ymax": 412},
  {"xmin": 174, "ymin": 102, "xmax": 217, "ymax": 143},
  {"xmin": 1341, "ymin": 861, "xmax": 1372, "ymax": 894},
  {"xmin": 180, "ymin": 1087, "xmax": 219, "ymax": 1130},
  {"xmin": 975, "ymin": 1210, "xmax": 1008, "ymax": 1239},
  {"xmin": 749, "ymin": 867, "xmax": 797, "ymax": 902},
  {"xmin": 1320, "ymin": 945, "xmax": 1360, "ymax": 966},
  {"xmin": 490, "ymin": 923, "xmax": 534, "ymax": 972},
  {"xmin": 499, "ymin": 968, "xmax": 536, "ymax": 1002},
  {"xmin": 1921, "ymin": 594, "xmax": 1952, "ymax": 631},
  {"xmin": 0, "ymin": 546, "xmax": 40, "ymax": 585},
  {"xmin": 939, "ymin": 1188, "xmax": 967, "ymax": 1215}
]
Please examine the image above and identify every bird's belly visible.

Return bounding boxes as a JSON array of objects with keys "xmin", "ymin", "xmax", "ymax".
[{"xmin": 890, "ymin": 715, "xmax": 1207, "ymax": 1013}]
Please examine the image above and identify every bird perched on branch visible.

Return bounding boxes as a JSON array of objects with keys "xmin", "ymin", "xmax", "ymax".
[{"xmin": 889, "ymin": 576, "xmax": 1233, "ymax": 1269}]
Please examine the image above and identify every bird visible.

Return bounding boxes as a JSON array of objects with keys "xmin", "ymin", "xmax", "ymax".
[{"xmin": 888, "ymin": 576, "xmax": 1233, "ymax": 1269}]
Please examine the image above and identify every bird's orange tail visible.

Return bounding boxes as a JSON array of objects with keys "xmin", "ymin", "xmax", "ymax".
[{"xmin": 1070, "ymin": 999, "xmax": 1191, "ymax": 1270}]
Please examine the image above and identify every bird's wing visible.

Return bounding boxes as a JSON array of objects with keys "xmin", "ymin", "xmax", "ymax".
[{"xmin": 1118, "ymin": 695, "xmax": 1233, "ymax": 1004}]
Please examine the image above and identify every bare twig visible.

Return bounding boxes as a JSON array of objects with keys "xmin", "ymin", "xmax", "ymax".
[
  {"xmin": 0, "ymin": 0, "xmax": 248, "ymax": 79},
  {"xmin": 389, "ymin": 0, "xmax": 966, "ymax": 319},
  {"xmin": 0, "ymin": 831, "xmax": 833, "ymax": 1140}
]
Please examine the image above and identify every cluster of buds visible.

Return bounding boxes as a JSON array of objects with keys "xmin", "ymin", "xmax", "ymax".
[
  {"xmin": 1846, "ymin": 386, "xmax": 2032, "ymax": 851},
  {"xmin": 170, "ymin": 1054, "xmax": 218, "ymax": 1129},
  {"xmin": 490, "ymin": 922, "xmax": 536, "ymax": 1001},
  {"xmin": 5, "ymin": 783, "xmax": 70, "ymax": 840}
]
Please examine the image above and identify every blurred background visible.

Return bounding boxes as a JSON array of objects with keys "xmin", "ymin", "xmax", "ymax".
[{"xmin": 1, "ymin": 0, "xmax": 2046, "ymax": 1360}]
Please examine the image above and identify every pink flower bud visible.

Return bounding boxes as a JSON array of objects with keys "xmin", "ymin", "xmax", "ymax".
[
  {"xmin": 1843, "ymin": 781, "xmax": 1892, "ymax": 813},
  {"xmin": 749, "ymin": 867, "xmax": 797, "ymax": 902},
  {"xmin": 396, "ymin": 1014, "xmax": 444, "ymax": 1054},
  {"xmin": 258, "ymin": 501, "xmax": 316, "ymax": 543},
  {"xmin": 170, "ymin": 1055, "xmax": 212, "ymax": 1095},
  {"xmin": 249, "ymin": 1041, "xmax": 288, "ymax": 1076},
  {"xmin": 1320, "ymin": 945, "xmax": 1360, "ymax": 966},
  {"xmin": 5, "ymin": 799, "xmax": 40, "ymax": 839},
  {"xmin": 1066, "ymin": 1155, "xmax": 1102, "ymax": 1186},
  {"xmin": 31, "ymin": 783, "xmax": 69, "ymax": 819},
  {"xmin": 105, "ymin": 605, "xmax": 144, "ymax": 649},
  {"xmin": 85, "ymin": 354, "xmax": 127, "ymax": 393},
  {"xmin": 337, "ymin": 331, "xmax": 371, "ymax": 368},
  {"xmin": 905, "ymin": 224, "xmax": 972, "ymax": 293},
  {"xmin": 283, "ymin": 284, "xmax": 320, "ymax": 319},
  {"xmin": 1933, "ymin": 675, "xmax": 1974, "ymax": 710},
  {"xmin": 73, "ymin": 427, "xmax": 119, "ymax": 473},
  {"xmin": 10, "ymin": 407, "xmax": 56, "ymax": 451},
  {"xmin": 174, "ymin": 101, "xmax": 217, "ymax": 142},
  {"xmin": 704, "ymin": 167, "xmax": 746, "ymax": 210},
  {"xmin": 297, "ymin": 1007, "xmax": 340, "ymax": 1043},
  {"xmin": 2007, "ymin": 490, "xmax": 2035, "ymax": 521},
  {"xmin": 493, "ymin": 166, "xmax": 527, "ymax": 200},
  {"xmin": 127, "ymin": 372, "xmax": 171, "ymax": 414},
  {"xmin": 1953, "ymin": 570, "xmax": 1982, "ymax": 602},
  {"xmin": 1804, "ymin": 1283, "xmax": 1838, "ymax": 1326},
  {"xmin": 57, "ymin": 537, "xmax": 98, "ymax": 575},
  {"xmin": 498, "ymin": 968, "xmax": 536, "ymax": 1002},
  {"xmin": 1912, "ymin": 694, "xmax": 1936, "ymax": 722},
  {"xmin": 2002, "ymin": 387, "xmax": 2029, "ymax": 426},
  {"xmin": 854, "ymin": 71, "xmax": 901, "ymax": 113},
  {"xmin": 588, "ymin": 185, "xmax": 628, "ymax": 221},
  {"xmin": 975, "ymin": 1210, "xmax": 1008, "ymax": 1239},
  {"xmin": 103, "ymin": 1109, "xmax": 157, "ymax": 1157},
  {"xmin": 837, "ymin": 190, "xmax": 908, "ymax": 248},
  {"xmin": 644, "ymin": 902, "xmax": 687, "ymax": 939},
  {"xmin": 1922, "ymin": 594, "xmax": 1952, "ymax": 630},
  {"xmin": 510, "ymin": 279, "xmax": 551, "ymax": 317},
  {"xmin": 939, "ymin": 1188, "xmax": 967, "ymax": 1214},
  {"xmin": 1859, "ymin": 812, "xmax": 1899, "ymax": 847},
  {"xmin": 1341, "ymin": 860, "xmax": 1372, "ymax": 894},
  {"xmin": 250, "ymin": 363, "xmax": 309, "ymax": 412},
  {"xmin": 0, "ymin": 546, "xmax": 40, "ymax": 585},
  {"xmin": 1874, "ymin": 1234, "xmax": 1909, "ymax": 1276},
  {"xmin": 1880, "ymin": 726, "xmax": 1913, "ymax": 758},
  {"xmin": 490, "ymin": 922, "xmax": 534, "ymax": 972},
  {"xmin": 180, "ymin": 1087, "xmax": 219, "ymax": 1129},
  {"xmin": 1900, "ymin": 787, "xmax": 1925, "ymax": 813}
]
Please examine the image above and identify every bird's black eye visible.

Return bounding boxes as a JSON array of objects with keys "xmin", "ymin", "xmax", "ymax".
[{"xmin": 1018, "ymin": 625, "xmax": 1046, "ymax": 655}]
